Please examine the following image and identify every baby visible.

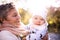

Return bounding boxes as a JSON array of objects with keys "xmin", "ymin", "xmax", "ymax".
[{"xmin": 26, "ymin": 11, "xmax": 48, "ymax": 40}]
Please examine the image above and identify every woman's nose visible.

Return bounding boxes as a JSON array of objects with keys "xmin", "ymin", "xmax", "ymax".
[{"xmin": 17, "ymin": 15, "xmax": 21, "ymax": 20}]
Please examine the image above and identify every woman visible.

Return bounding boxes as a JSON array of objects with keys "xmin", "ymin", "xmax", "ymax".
[{"xmin": 0, "ymin": 3, "xmax": 29, "ymax": 40}]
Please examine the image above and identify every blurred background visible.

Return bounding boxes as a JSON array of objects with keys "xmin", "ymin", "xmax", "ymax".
[{"xmin": 0, "ymin": 0, "xmax": 60, "ymax": 40}]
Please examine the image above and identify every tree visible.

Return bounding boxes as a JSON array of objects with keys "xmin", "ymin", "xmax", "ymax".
[
  {"xmin": 47, "ymin": 6, "xmax": 60, "ymax": 33},
  {"xmin": 18, "ymin": 8, "xmax": 31, "ymax": 25}
]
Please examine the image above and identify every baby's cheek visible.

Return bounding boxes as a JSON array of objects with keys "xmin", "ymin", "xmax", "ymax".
[{"xmin": 40, "ymin": 21, "xmax": 45, "ymax": 25}]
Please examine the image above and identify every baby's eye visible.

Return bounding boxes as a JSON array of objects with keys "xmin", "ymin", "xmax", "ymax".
[
  {"xmin": 40, "ymin": 19, "xmax": 44, "ymax": 21},
  {"xmin": 34, "ymin": 18, "xmax": 38, "ymax": 19}
]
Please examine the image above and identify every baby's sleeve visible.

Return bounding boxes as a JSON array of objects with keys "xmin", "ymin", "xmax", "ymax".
[{"xmin": 40, "ymin": 26, "xmax": 48, "ymax": 39}]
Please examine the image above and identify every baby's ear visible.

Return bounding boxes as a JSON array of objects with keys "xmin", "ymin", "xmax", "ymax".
[{"xmin": 45, "ymin": 21, "xmax": 48, "ymax": 26}]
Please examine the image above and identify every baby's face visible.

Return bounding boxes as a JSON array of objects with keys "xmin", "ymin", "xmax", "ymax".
[{"xmin": 32, "ymin": 15, "xmax": 45, "ymax": 25}]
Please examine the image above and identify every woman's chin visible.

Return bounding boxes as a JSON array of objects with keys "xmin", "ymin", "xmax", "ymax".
[{"xmin": 15, "ymin": 23, "xmax": 21, "ymax": 28}]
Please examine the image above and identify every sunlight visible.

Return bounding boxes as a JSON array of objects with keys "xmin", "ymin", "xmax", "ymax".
[
  {"xmin": 0, "ymin": 0, "xmax": 60, "ymax": 10},
  {"xmin": 0, "ymin": 0, "xmax": 60, "ymax": 14}
]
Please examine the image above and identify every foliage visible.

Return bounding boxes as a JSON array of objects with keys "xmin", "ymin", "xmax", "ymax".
[
  {"xmin": 47, "ymin": 7, "xmax": 60, "ymax": 33},
  {"xmin": 18, "ymin": 8, "xmax": 31, "ymax": 25}
]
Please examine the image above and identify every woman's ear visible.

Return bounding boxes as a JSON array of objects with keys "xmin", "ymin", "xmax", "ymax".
[{"xmin": 2, "ymin": 19, "xmax": 8, "ymax": 24}]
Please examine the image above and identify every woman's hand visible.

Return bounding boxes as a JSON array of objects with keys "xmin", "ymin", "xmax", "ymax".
[{"xmin": 42, "ymin": 33, "xmax": 48, "ymax": 40}]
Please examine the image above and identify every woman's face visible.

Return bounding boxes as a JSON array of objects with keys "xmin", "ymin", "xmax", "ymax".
[
  {"xmin": 32, "ymin": 15, "xmax": 45, "ymax": 25},
  {"xmin": 4, "ymin": 9, "xmax": 21, "ymax": 27}
]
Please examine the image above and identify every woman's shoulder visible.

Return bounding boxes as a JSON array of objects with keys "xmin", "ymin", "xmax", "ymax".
[
  {"xmin": 0, "ymin": 30, "xmax": 18, "ymax": 40},
  {"xmin": 0, "ymin": 30, "xmax": 17, "ymax": 35},
  {"xmin": 0, "ymin": 30, "xmax": 12, "ymax": 35},
  {"xmin": 0, "ymin": 30, "xmax": 10, "ymax": 32}
]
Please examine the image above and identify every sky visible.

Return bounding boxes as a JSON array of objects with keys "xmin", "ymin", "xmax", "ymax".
[
  {"xmin": 0, "ymin": 0, "xmax": 60, "ymax": 8},
  {"xmin": 0, "ymin": 0, "xmax": 60, "ymax": 16},
  {"xmin": 14, "ymin": 0, "xmax": 60, "ymax": 9}
]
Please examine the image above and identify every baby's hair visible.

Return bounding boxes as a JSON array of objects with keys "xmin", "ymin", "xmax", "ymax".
[{"xmin": 0, "ymin": 3, "xmax": 15, "ymax": 24}]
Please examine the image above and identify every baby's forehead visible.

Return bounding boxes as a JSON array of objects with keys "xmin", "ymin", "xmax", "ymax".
[{"xmin": 32, "ymin": 15, "xmax": 43, "ymax": 19}]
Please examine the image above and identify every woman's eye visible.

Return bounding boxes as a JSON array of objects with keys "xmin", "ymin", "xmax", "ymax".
[{"xmin": 13, "ymin": 14, "xmax": 17, "ymax": 17}]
